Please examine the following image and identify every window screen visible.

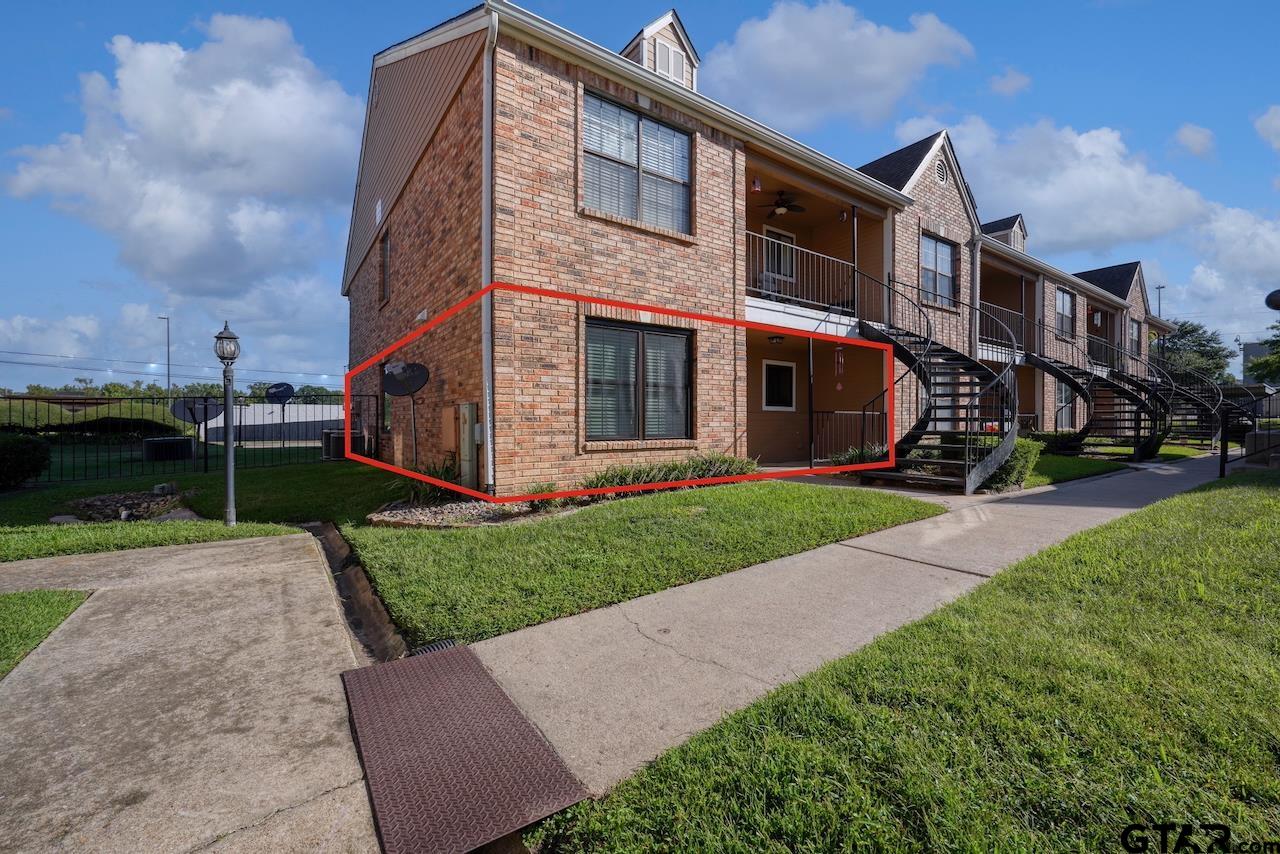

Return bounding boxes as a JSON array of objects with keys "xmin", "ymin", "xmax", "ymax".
[
  {"xmin": 586, "ymin": 319, "xmax": 691, "ymax": 440},
  {"xmin": 583, "ymin": 93, "xmax": 691, "ymax": 233},
  {"xmin": 920, "ymin": 234, "xmax": 955, "ymax": 306}
]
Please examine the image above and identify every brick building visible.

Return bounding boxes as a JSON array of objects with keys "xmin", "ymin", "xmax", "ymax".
[{"xmin": 344, "ymin": 2, "xmax": 1176, "ymax": 495}]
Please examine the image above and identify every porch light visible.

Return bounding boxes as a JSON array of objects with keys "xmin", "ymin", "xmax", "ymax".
[
  {"xmin": 751, "ymin": 175, "xmax": 762, "ymax": 193},
  {"xmin": 768, "ymin": 335, "xmax": 784, "ymax": 344}
]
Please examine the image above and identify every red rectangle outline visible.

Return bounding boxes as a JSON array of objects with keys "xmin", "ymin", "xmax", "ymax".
[{"xmin": 344, "ymin": 282, "xmax": 896, "ymax": 504}]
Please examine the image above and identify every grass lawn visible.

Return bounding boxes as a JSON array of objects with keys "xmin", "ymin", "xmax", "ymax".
[
  {"xmin": 1085, "ymin": 441, "xmax": 1207, "ymax": 462},
  {"xmin": 1, "ymin": 589, "xmax": 86, "ymax": 677},
  {"xmin": 537, "ymin": 470, "xmax": 1280, "ymax": 851},
  {"xmin": 0, "ymin": 461, "xmax": 403, "ymax": 561},
  {"xmin": 1023, "ymin": 453, "xmax": 1128, "ymax": 488},
  {"xmin": 343, "ymin": 481, "xmax": 942, "ymax": 647}
]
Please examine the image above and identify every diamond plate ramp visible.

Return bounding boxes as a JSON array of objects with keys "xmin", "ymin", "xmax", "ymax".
[{"xmin": 342, "ymin": 645, "xmax": 586, "ymax": 854}]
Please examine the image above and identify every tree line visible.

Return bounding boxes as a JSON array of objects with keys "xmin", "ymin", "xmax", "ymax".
[{"xmin": 1, "ymin": 377, "xmax": 342, "ymax": 401}]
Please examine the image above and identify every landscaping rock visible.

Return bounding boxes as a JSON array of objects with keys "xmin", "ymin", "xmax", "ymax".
[
  {"xmin": 71, "ymin": 491, "xmax": 182, "ymax": 522},
  {"xmin": 152, "ymin": 482, "xmax": 179, "ymax": 496},
  {"xmin": 367, "ymin": 499, "xmax": 572, "ymax": 528},
  {"xmin": 48, "ymin": 515, "xmax": 82, "ymax": 525}
]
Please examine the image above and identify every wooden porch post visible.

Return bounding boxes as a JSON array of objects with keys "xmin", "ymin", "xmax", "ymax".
[{"xmin": 808, "ymin": 337, "xmax": 815, "ymax": 468}]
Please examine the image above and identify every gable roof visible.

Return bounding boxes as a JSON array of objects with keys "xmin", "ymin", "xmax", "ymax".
[
  {"xmin": 1073, "ymin": 261, "xmax": 1142, "ymax": 300},
  {"xmin": 856, "ymin": 132, "xmax": 943, "ymax": 191},
  {"xmin": 981, "ymin": 214, "xmax": 1024, "ymax": 236},
  {"xmin": 620, "ymin": 9, "xmax": 700, "ymax": 64}
]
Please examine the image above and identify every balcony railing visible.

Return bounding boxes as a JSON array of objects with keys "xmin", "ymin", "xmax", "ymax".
[
  {"xmin": 745, "ymin": 231, "xmax": 874, "ymax": 319},
  {"xmin": 978, "ymin": 301, "xmax": 1028, "ymax": 351},
  {"xmin": 1088, "ymin": 334, "xmax": 1120, "ymax": 370}
]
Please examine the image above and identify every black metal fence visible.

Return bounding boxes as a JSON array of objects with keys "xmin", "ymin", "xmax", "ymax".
[{"xmin": 2, "ymin": 394, "xmax": 378, "ymax": 484}]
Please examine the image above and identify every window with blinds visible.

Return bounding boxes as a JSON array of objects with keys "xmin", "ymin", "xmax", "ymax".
[
  {"xmin": 1055, "ymin": 289, "xmax": 1076, "ymax": 337},
  {"xmin": 920, "ymin": 234, "xmax": 955, "ymax": 307},
  {"xmin": 582, "ymin": 93, "xmax": 691, "ymax": 234},
  {"xmin": 586, "ymin": 319, "xmax": 692, "ymax": 441},
  {"xmin": 1055, "ymin": 381, "xmax": 1075, "ymax": 430}
]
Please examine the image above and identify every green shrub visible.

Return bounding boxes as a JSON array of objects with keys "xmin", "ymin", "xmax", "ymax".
[
  {"xmin": 577, "ymin": 453, "xmax": 759, "ymax": 494},
  {"xmin": 1023, "ymin": 430, "xmax": 1084, "ymax": 455},
  {"xmin": 980, "ymin": 437, "xmax": 1044, "ymax": 493},
  {"xmin": 526, "ymin": 481, "xmax": 562, "ymax": 512},
  {"xmin": 0, "ymin": 433, "xmax": 52, "ymax": 489},
  {"xmin": 395, "ymin": 456, "xmax": 462, "ymax": 506},
  {"xmin": 830, "ymin": 443, "xmax": 889, "ymax": 466}
]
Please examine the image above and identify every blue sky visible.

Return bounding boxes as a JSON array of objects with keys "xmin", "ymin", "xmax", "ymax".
[{"xmin": 2, "ymin": 0, "xmax": 1278, "ymax": 390}]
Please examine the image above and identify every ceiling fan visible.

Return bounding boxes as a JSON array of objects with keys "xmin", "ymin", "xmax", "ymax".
[{"xmin": 758, "ymin": 191, "xmax": 806, "ymax": 218}]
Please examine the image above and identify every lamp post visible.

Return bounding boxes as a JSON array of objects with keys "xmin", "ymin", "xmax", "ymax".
[{"xmin": 215, "ymin": 322, "xmax": 240, "ymax": 527}]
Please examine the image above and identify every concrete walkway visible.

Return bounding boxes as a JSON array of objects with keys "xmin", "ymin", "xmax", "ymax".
[
  {"xmin": 0, "ymin": 534, "xmax": 378, "ymax": 853},
  {"xmin": 474, "ymin": 456, "xmax": 1223, "ymax": 795}
]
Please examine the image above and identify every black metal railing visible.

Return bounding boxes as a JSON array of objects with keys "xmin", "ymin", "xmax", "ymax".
[
  {"xmin": 2, "ymin": 393, "xmax": 376, "ymax": 484},
  {"xmin": 1222, "ymin": 388, "xmax": 1280, "ymax": 475},
  {"xmin": 745, "ymin": 231, "xmax": 883, "ymax": 320},
  {"xmin": 978, "ymin": 301, "xmax": 1030, "ymax": 352},
  {"xmin": 1033, "ymin": 320, "xmax": 1096, "ymax": 430},
  {"xmin": 813, "ymin": 410, "xmax": 889, "ymax": 464}
]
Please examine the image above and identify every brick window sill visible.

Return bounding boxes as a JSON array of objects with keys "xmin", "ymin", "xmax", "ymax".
[
  {"xmin": 921, "ymin": 301, "xmax": 962, "ymax": 316},
  {"xmin": 582, "ymin": 438, "xmax": 697, "ymax": 453},
  {"xmin": 578, "ymin": 207, "xmax": 697, "ymax": 245}
]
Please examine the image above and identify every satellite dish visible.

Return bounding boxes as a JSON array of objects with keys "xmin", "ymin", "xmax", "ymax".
[
  {"xmin": 1267, "ymin": 289, "xmax": 1280, "ymax": 311},
  {"xmin": 265, "ymin": 382, "xmax": 295, "ymax": 405},
  {"xmin": 382, "ymin": 361, "xmax": 429, "ymax": 397},
  {"xmin": 170, "ymin": 398, "xmax": 224, "ymax": 424}
]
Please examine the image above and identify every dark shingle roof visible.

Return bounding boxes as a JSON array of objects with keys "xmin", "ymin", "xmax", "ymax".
[
  {"xmin": 1073, "ymin": 262, "xmax": 1141, "ymax": 300},
  {"xmin": 857, "ymin": 132, "xmax": 943, "ymax": 191},
  {"xmin": 981, "ymin": 214, "xmax": 1023, "ymax": 235}
]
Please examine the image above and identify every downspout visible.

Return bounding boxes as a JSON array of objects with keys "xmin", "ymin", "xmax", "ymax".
[{"xmin": 480, "ymin": 8, "xmax": 498, "ymax": 494}]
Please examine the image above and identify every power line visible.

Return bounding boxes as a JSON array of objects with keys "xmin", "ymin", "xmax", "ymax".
[{"xmin": 0, "ymin": 349, "xmax": 345, "ymax": 378}]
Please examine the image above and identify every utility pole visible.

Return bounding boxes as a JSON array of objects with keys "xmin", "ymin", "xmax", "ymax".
[
  {"xmin": 1154, "ymin": 284, "xmax": 1166, "ymax": 317},
  {"xmin": 157, "ymin": 315, "xmax": 171, "ymax": 396}
]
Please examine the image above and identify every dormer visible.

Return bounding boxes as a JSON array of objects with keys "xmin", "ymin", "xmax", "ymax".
[
  {"xmin": 620, "ymin": 9, "xmax": 700, "ymax": 91},
  {"xmin": 981, "ymin": 214, "xmax": 1027, "ymax": 253}
]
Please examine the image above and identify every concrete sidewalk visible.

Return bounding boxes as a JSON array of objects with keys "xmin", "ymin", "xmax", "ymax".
[
  {"xmin": 0, "ymin": 534, "xmax": 378, "ymax": 853},
  {"xmin": 474, "ymin": 456, "xmax": 1223, "ymax": 795}
]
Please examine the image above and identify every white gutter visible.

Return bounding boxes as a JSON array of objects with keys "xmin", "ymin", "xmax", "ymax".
[
  {"xmin": 484, "ymin": 0, "xmax": 912, "ymax": 211},
  {"xmin": 979, "ymin": 235, "xmax": 1128, "ymax": 311},
  {"xmin": 480, "ymin": 10, "xmax": 498, "ymax": 494}
]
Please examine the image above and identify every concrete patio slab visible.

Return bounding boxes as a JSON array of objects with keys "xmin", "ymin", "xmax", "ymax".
[
  {"xmin": 0, "ymin": 534, "xmax": 377, "ymax": 853},
  {"xmin": 474, "ymin": 456, "xmax": 1223, "ymax": 795}
]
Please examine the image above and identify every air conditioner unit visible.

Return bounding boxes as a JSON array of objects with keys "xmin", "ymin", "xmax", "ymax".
[{"xmin": 322, "ymin": 429, "xmax": 366, "ymax": 460}]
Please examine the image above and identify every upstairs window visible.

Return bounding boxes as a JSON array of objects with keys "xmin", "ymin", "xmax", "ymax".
[
  {"xmin": 582, "ymin": 93, "xmax": 691, "ymax": 234},
  {"xmin": 379, "ymin": 232, "xmax": 391, "ymax": 303},
  {"xmin": 655, "ymin": 38, "xmax": 686, "ymax": 85},
  {"xmin": 1129, "ymin": 318, "xmax": 1142, "ymax": 357},
  {"xmin": 920, "ymin": 234, "xmax": 956, "ymax": 307},
  {"xmin": 585, "ymin": 318, "xmax": 692, "ymax": 441},
  {"xmin": 1055, "ymin": 289, "xmax": 1076, "ymax": 337}
]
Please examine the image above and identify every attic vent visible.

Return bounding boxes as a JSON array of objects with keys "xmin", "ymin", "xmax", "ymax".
[
  {"xmin": 375, "ymin": 198, "xmax": 383, "ymax": 226},
  {"xmin": 935, "ymin": 159, "xmax": 947, "ymax": 184}
]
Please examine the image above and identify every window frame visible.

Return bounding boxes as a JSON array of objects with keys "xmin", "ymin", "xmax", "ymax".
[
  {"xmin": 653, "ymin": 37, "xmax": 686, "ymax": 85},
  {"xmin": 1055, "ymin": 381, "xmax": 1075, "ymax": 431},
  {"xmin": 761, "ymin": 359, "xmax": 797, "ymax": 412},
  {"xmin": 761, "ymin": 225, "xmax": 797, "ymax": 283},
  {"xmin": 1055, "ymin": 288, "xmax": 1077, "ymax": 338},
  {"xmin": 1129, "ymin": 318, "xmax": 1142, "ymax": 357},
  {"xmin": 584, "ymin": 317, "xmax": 694, "ymax": 442},
  {"xmin": 378, "ymin": 231, "xmax": 391, "ymax": 304},
  {"xmin": 581, "ymin": 91, "xmax": 693, "ymax": 235},
  {"xmin": 919, "ymin": 233, "xmax": 957, "ymax": 307}
]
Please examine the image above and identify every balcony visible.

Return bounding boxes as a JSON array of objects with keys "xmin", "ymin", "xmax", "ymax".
[{"xmin": 978, "ymin": 301, "xmax": 1029, "ymax": 353}]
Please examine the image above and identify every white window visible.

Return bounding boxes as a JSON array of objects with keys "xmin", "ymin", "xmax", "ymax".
[
  {"xmin": 920, "ymin": 234, "xmax": 956, "ymax": 307},
  {"xmin": 762, "ymin": 360, "xmax": 796, "ymax": 411},
  {"xmin": 655, "ymin": 38, "xmax": 686, "ymax": 85},
  {"xmin": 762, "ymin": 226, "xmax": 796, "ymax": 283},
  {"xmin": 582, "ymin": 92, "xmax": 691, "ymax": 233},
  {"xmin": 1055, "ymin": 382, "xmax": 1075, "ymax": 430}
]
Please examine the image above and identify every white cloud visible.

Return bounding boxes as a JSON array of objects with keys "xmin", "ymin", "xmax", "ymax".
[
  {"xmin": 988, "ymin": 67, "xmax": 1030, "ymax": 97},
  {"xmin": 0, "ymin": 313, "xmax": 101, "ymax": 360},
  {"xmin": 933, "ymin": 115, "xmax": 1207, "ymax": 253},
  {"xmin": 701, "ymin": 1, "xmax": 972, "ymax": 131},
  {"xmin": 1256, "ymin": 105, "xmax": 1280, "ymax": 152},
  {"xmin": 1173, "ymin": 123, "xmax": 1214, "ymax": 157},
  {"xmin": 6, "ymin": 14, "xmax": 362, "ymax": 296}
]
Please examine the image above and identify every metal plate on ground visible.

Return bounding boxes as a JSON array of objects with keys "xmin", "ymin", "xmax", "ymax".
[{"xmin": 342, "ymin": 646, "xmax": 586, "ymax": 854}]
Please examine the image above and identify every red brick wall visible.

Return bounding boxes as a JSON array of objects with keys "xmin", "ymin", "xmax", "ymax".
[
  {"xmin": 346, "ymin": 56, "xmax": 486, "ymax": 481},
  {"xmin": 489, "ymin": 36, "xmax": 747, "ymax": 495}
]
